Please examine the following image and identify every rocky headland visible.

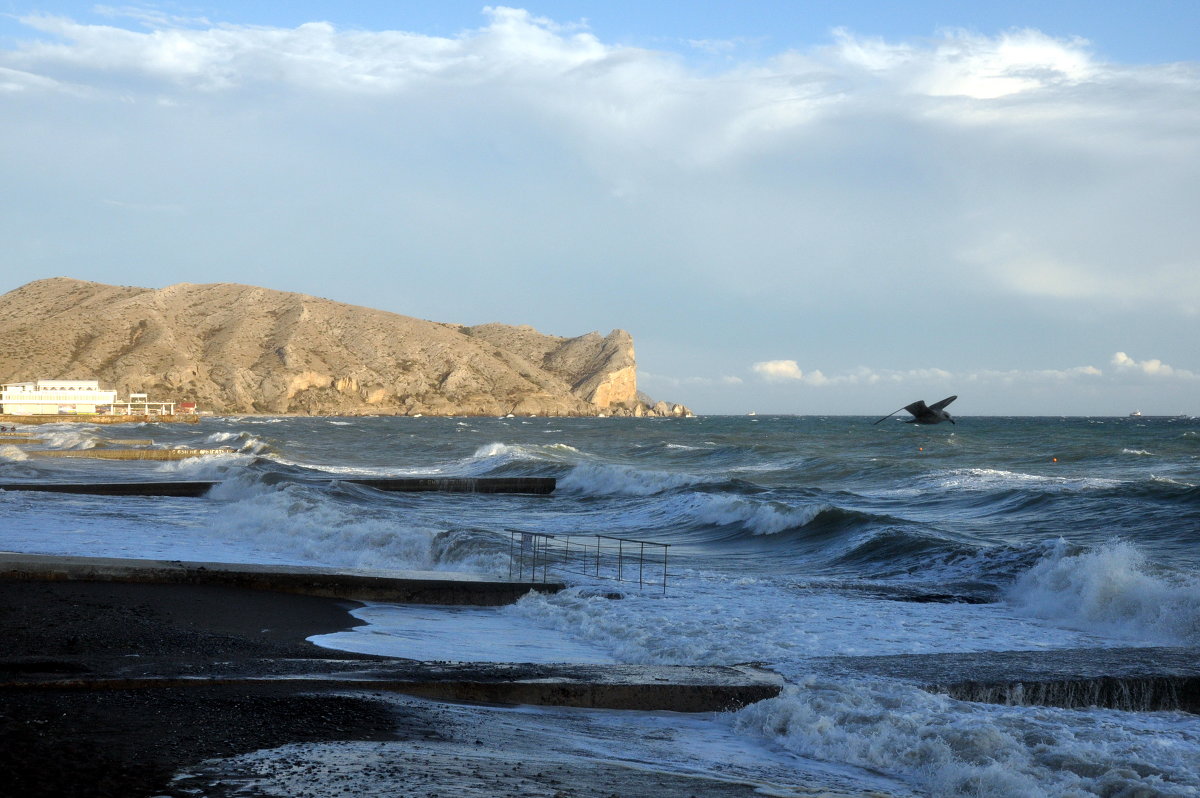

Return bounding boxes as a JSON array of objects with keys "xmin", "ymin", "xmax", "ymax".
[{"xmin": 0, "ymin": 278, "xmax": 691, "ymax": 418}]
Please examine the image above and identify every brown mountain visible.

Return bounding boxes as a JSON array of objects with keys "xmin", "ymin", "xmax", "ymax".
[{"xmin": 0, "ymin": 278, "xmax": 691, "ymax": 417}]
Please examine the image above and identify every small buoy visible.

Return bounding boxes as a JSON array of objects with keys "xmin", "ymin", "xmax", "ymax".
[
  {"xmin": 1052, "ymin": 457, "xmax": 1058, "ymax": 463},
  {"xmin": 918, "ymin": 447, "xmax": 924, "ymax": 451}
]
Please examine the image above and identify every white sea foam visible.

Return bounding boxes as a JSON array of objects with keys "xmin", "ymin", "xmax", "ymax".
[
  {"xmin": 932, "ymin": 468, "xmax": 1121, "ymax": 493},
  {"xmin": 737, "ymin": 680, "xmax": 1200, "ymax": 798},
  {"xmin": 0, "ymin": 445, "xmax": 29, "ymax": 461},
  {"xmin": 37, "ymin": 429, "xmax": 98, "ymax": 449},
  {"xmin": 201, "ymin": 480, "xmax": 506, "ymax": 574},
  {"xmin": 504, "ymin": 579, "xmax": 1101, "ymax": 666},
  {"xmin": 312, "ymin": 604, "xmax": 618, "ymax": 663},
  {"xmin": 472, "ymin": 441, "xmax": 579, "ymax": 461},
  {"xmin": 1007, "ymin": 540, "xmax": 1200, "ymax": 645},
  {"xmin": 175, "ymin": 696, "xmax": 916, "ymax": 798},
  {"xmin": 153, "ymin": 451, "xmax": 254, "ymax": 478},
  {"xmin": 1120, "ymin": 448, "xmax": 1153, "ymax": 456}
]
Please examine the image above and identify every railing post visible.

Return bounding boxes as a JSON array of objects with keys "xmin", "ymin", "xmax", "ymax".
[{"xmin": 662, "ymin": 545, "xmax": 668, "ymax": 594}]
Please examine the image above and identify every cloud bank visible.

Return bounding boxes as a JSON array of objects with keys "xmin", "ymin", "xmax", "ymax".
[{"xmin": 2, "ymin": 8, "xmax": 1196, "ymax": 414}]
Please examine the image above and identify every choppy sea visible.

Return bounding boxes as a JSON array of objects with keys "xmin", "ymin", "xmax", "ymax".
[{"xmin": 2, "ymin": 415, "xmax": 1199, "ymax": 797}]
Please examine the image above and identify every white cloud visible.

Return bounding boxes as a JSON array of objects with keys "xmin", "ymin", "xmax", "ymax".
[
  {"xmin": 752, "ymin": 360, "xmax": 804, "ymax": 381},
  {"xmin": 1, "ymin": 9, "xmax": 1197, "ymax": 415},
  {"xmin": 751, "ymin": 361, "xmax": 1115, "ymax": 388},
  {"xmin": 828, "ymin": 26, "xmax": 1096, "ymax": 100},
  {"xmin": 0, "ymin": 65, "xmax": 64, "ymax": 93},
  {"xmin": 1111, "ymin": 352, "xmax": 1196, "ymax": 379}
]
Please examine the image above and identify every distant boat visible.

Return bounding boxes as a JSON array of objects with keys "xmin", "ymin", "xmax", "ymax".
[
  {"xmin": 747, "ymin": 411, "xmax": 757, "ymax": 416},
  {"xmin": 1129, "ymin": 410, "xmax": 1143, "ymax": 417}
]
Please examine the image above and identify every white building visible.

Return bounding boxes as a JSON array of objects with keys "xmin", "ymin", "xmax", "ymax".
[{"xmin": 0, "ymin": 380, "xmax": 119, "ymax": 415}]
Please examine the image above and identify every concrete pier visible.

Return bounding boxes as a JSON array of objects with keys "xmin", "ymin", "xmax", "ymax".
[
  {"xmin": 0, "ymin": 476, "xmax": 556, "ymax": 496},
  {"xmin": 26, "ymin": 448, "xmax": 235, "ymax": 461},
  {"xmin": 0, "ymin": 659, "xmax": 783, "ymax": 713},
  {"xmin": 807, "ymin": 646, "xmax": 1200, "ymax": 713},
  {"xmin": 0, "ymin": 481, "xmax": 217, "ymax": 497},
  {"xmin": 0, "ymin": 552, "xmax": 563, "ymax": 606},
  {"xmin": 0, "ymin": 414, "xmax": 199, "ymax": 424}
]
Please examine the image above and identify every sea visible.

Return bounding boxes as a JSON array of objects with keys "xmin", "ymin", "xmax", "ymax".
[{"xmin": 2, "ymin": 414, "xmax": 1198, "ymax": 797}]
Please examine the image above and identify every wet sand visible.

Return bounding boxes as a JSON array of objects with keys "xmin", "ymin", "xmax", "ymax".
[{"xmin": 0, "ymin": 581, "xmax": 397, "ymax": 798}]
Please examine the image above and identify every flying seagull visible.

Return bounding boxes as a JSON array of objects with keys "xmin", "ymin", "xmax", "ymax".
[{"xmin": 874, "ymin": 395, "xmax": 957, "ymax": 425}]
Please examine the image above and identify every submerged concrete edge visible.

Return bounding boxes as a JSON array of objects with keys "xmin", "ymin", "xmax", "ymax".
[
  {"xmin": 0, "ymin": 552, "xmax": 563, "ymax": 605},
  {"xmin": 0, "ymin": 662, "xmax": 785, "ymax": 713}
]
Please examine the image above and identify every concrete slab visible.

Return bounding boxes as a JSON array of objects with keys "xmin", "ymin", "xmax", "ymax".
[
  {"xmin": 26, "ymin": 448, "xmax": 236, "ymax": 460},
  {"xmin": 0, "ymin": 481, "xmax": 217, "ymax": 496},
  {"xmin": 0, "ymin": 552, "xmax": 563, "ymax": 606},
  {"xmin": 0, "ymin": 658, "xmax": 784, "ymax": 713},
  {"xmin": 807, "ymin": 646, "xmax": 1200, "ymax": 713},
  {"xmin": 0, "ymin": 476, "xmax": 556, "ymax": 496}
]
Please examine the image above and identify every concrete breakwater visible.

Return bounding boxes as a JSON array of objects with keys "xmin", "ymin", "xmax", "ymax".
[
  {"xmin": 807, "ymin": 646, "xmax": 1200, "ymax": 714},
  {"xmin": 0, "ymin": 414, "xmax": 199, "ymax": 424},
  {"xmin": 26, "ymin": 448, "xmax": 235, "ymax": 461},
  {"xmin": 0, "ymin": 476, "xmax": 556, "ymax": 496},
  {"xmin": 0, "ymin": 552, "xmax": 563, "ymax": 605},
  {"xmin": 1, "ymin": 660, "xmax": 783, "ymax": 713}
]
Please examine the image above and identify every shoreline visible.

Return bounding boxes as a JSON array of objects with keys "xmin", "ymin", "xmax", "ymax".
[{"xmin": 0, "ymin": 579, "xmax": 772, "ymax": 798}]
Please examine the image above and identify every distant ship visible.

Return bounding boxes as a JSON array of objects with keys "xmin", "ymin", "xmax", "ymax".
[{"xmin": 1129, "ymin": 410, "xmax": 1143, "ymax": 417}]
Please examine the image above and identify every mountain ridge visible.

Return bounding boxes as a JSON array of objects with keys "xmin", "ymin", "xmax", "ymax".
[{"xmin": 0, "ymin": 278, "xmax": 691, "ymax": 418}]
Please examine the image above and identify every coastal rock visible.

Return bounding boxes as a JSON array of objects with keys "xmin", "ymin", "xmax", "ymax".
[{"xmin": 0, "ymin": 278, "xmax": 692, "ymax": 418}]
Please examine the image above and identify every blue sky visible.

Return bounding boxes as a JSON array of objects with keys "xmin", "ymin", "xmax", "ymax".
[
  {"xmin": 4, "ymin": 2, "xmax": 1199, "ymax": 63},
  {"xmin": 1, "ymin": 3, "xmax": 1198, "ymax": 415}
]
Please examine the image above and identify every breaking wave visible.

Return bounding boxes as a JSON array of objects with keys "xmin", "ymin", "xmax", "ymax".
[{"xmin": 1007, "ymin": 540, "xmax": 1200, "ymax": 645}]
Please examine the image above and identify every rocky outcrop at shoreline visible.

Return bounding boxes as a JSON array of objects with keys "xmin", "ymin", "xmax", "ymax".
[{"xmin": 0, "ymin": 278, "xmax": 692, "ymax": 418}]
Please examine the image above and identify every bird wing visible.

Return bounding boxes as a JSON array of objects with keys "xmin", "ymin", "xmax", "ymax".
[
  {"xmin": 929, "ymin": 395, "xmax": 957, "ymax": 412},
  {"xmin": 904, "ymin": 400, "xmax": 929, "ymax": 417}
]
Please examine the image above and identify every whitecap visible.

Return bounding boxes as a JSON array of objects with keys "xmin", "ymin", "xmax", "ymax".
[{"xmin": 1007, "ymin": 539, "xmax": 1200, "ymax": 646}]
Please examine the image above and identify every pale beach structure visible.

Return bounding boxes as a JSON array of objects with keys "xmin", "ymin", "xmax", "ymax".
[{"xmin": 0, "ymin": 380, "xmax": 176, "ymax": 416}]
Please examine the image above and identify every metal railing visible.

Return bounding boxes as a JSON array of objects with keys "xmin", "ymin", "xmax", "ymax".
[{"xmin": 508, "ymin": 530, "xmax": 670, "ymax": 594}]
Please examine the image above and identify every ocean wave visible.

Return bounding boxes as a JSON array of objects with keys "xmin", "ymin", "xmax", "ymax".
[
  {"xmin": 153, "ymin": 451, "xmax": 255, "ymax": 478},
  {"xmin": 203, "ymin": 477, "xmax": 505, "ymax": 574},
  {"xmin": 463, "ymin": 442, "xmax": 580, "ymax": 474},
  {"xmin": 36, "ymin": 429, "xmax": 99, "ymax": 450},
  {"xmin": 557, "ymin": 462, "xmax": 704, "ymax": 496},
  {"xmin": 691, "ymin": 493, "xmax": 830, "ymax": 536},
  {"xmin": 932, "ymin": 468, "xmax": 1121, "ymax": 493},
  {"xmin": 736, "ymin": 680, "xmax": 1200, "ymax": 798},
  {"xmin": 1007, "ymin": 540, "xmax": 1200, "ymax": 645},
  {"xmin": 825, "ymin": 528, "xmax": 976, "ymax": 574},
  {"xmin": 592, "ymin": 490, "xmax": 847, "ymax": 541},
  {"xmin": 0, "ymin": 444, "xmax": 30, "ymax": 462}
]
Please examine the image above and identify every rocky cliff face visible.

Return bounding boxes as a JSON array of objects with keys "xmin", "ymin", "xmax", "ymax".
[{"xmin": 0, "ymin": 278, "xmax": 692, "ymax": 417}]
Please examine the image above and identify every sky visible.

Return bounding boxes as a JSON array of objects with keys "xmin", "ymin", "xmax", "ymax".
[{"xmin": 1, "ymin": 2, "xmax": 1198, "ymax": 416}]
